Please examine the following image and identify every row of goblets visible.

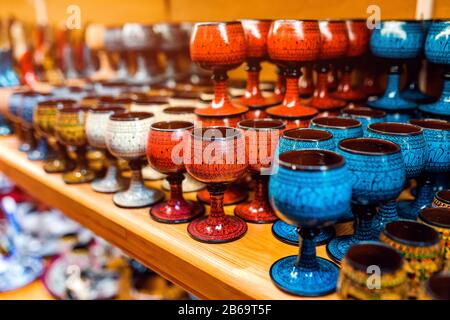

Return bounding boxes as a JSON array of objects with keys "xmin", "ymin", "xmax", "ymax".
[{"xmin": 4, "ymin": 88, "xmax": 450, "ymax": 298}]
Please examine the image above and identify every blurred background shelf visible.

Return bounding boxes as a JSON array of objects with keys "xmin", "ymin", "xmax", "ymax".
[{"xmin": 0, "ymin": 135, "xmax": 359, "ymax": 300}]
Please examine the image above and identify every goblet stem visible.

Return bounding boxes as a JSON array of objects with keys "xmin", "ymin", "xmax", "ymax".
[
  {"xmin": 372, "ymin": 199, "xmax": 398, "ymax": 238},
  {"xmin": 411, "ymin": 175, "xmax": 435, "ymax": 217},
  {"xmin": 296, "ymin": 227, "xmax": 319, "ymax": 270},
  {"xmin": 212, "ymin": 72, "xmax": 232, "ymax": 110},
  {"xmin": 207, "ymin": 183, "xmax": 226, "ymax": 221},
  {"xmin": 274, "ymin": 67, "xmax": 286, "ymax": 99},
  {"xmin": 23, "ymin": 126, "xmax": 37, "ymax": 152},
  {"xmin": 134, "ymin": 53, "xmax": 152, "ymax": 82},
  {"xmin": 404, "ymin": 60, "xmax": 421, "ymax": 92},
  {"xmin": 128, "ymin": 158, "xmax": 146, "ymax": 194},
  {"xmin": 282, "ymin": 67, "xmax": 302, "ymax": 107},
  {"xmin": 381, "ymin": 65, "xmax": 402, "ymax": 100},
  {"xmin": 314, "ymin": 64, "xmax": 330, "ymax": 100},
  {"xmin": 167, "ymin": 173, "xmax": 187, "ymax": 206},
  {"xmin": 252, "ymin": 173, "xmax": 270, "ymax": 209},
  {"xmin": 337, "ymin": 64, "xmax": 353, "ymax": 93},
  {"xmin": 352, "ymin": 204, "xmax": 376, "ymax": 242},
  {"xmin": 244, "ymin": 62, "xmax": 263, "ymax": 100}
]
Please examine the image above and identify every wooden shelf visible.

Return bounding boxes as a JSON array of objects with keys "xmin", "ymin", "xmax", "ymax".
[{"xmin": 0, "ymin": 136, "xmax": 357, "ymax": 300}]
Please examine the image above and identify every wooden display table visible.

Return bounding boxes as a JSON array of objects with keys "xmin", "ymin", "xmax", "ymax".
[{"xmin": 0, "ymin": 136, "xmax": 365, "ymax": 300}]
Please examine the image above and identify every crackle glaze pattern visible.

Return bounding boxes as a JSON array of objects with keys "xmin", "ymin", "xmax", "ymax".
[
  {"xmin": 310, "ymin": 117, "xmax": 363, "ymax": 144},
  {"xmin": 278, "ymin": 128, "xmax": 335, "ymax": 155},
  {"xmin": 318, "ymin": 20, "xmax": 349, "ymax": 60},
  {"xmin": 86, "ymin": 108, "xmax": 124, "ymax": 149},
  {"xmin": 55, "ymin": 109, "xmax": 88, "ymax": 147}
]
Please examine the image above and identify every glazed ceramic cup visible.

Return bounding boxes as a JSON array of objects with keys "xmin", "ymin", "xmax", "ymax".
[
  {"xmin": 266, "ymin": 20, "xmax": 320, "ymax": 128},
  {"xmin": 234, "ymin": 119, "xmax": 285, "ymax": 223},
  {"xmin": 367, "ymin": 122, "xmax": 427, "ymax": 236},
  {"xmin": 341, "ymin": 107, "xmax": 386, "ymax": 131},
  {"xmin": 338, "ymin": 242, "xmax": 408, "ymax": 299},
  {"xmin": 327, "ymin": 138, "xmax": 406, "ymax": 263},
  {"xmin": 7, "ymin": 91, "xmax": 30, "ymax": 152},
  {"xmin": 433, "ymin": 190, "xmax": 450, "ymax": 209},
  {"xmin": 147, "ymin": 121, "xmax": 204, "ymax": 223},
  {"xmin": 419, "ymin": 207, "xmax": 450, "ymax": 271},
  {"xmin": 380, "ymin": 220, "xmax": 442, "ymax": 299},
  {"xmin": 238, "ymin": 19, "xmax": 281, "ymax": 112},
  {"xmin": 55, "ymin": 106, "xmax": 96, "ymax": 184},
  {"xmin": 274, "ymin": 127, "xmax": 337, "ymax": 245},
  {"xmin": 420, "ymin": 272, "xmax": 450, "ymax": 300},
  {"xmin": 86, "ymin": 106, "xmax": 126, "ymax": 193},
  {"xmin": 399, "ymin": 120, "xmax": 450, "ymax": 219},
  {"xmin": 310, "ymin": 116, "xmax": 363, "ymax": 144},
  {"xmin": 185, "ymin": 126, "xmax": 248, "ymax": 243},
  {"xmin": 105, "ymin": 112, "xmax": 164, "ymax": 208},
  {"xmin": 309, "ymin": 20, "xmax": 349, "ymax": 113},
  {"xmin": 269, "ymin": 149, "xmax": 352, "ymax": 296},
  {"xmin": 190, "ymin": 22, "xmax": 248, "ymax": 118},
  {"xmin": 34, "ymin": 99, "xmax": 77, "ymax": 173}
]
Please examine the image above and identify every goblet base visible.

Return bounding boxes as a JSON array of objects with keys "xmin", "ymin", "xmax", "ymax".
[
  {"xmin": 397, "ymin": 200, "xmax": 420, "ymax": 220},
  {"xmin": 187, "ymin": 215, "xmax": 247, "ymax": 243},
  {"xmin": 63, "ymin": 169, "xmax": 96, "ymax": 184},
  {"xmin": 271, "ymin": 221, "xmax": 335, "ymax": 246},
  {"xmin": 270, "ymin": 255, "xmax": 339, "ymax": 297},
  {"xmin": 43, "ymin": 159, "xmax": 73, "ymax": 173},
  {"xmin": 150, "ymin": 200, "xmax": 204, "ymax": 224},
  {"xmin": 197, "ymin": 184, "xmax": 248, "ymax": 206},
  {"xmin": 0, "ymin": 256, "xmax": 44, "ymax": 292},
  {"xmin": 234, "ymin": 201, "xmax": 278, "ymax": 224},
  {"xmin": 238, "ymin": 95, "xmax": 281, "ymax": 109},
  {"xmin": 27, "ymin": 149, "xmax": 48, "ymax": 161},
  {"xmin": 92, "ymin": 177, "xmax": 126, "ymax": 194},
  {"xmin": 161, "ymin": 174, "xmax": 206, "ymax": 193},
  {"xmin": 142, "ymin": 165, "xmax": 166, "ymax": 181},
  {"xmin": 0, "ymin": 124, "xmax": 12, "ymax": 136},
  {"xmin": 419, "ymin": 100, "xmax": 450, "ymax": 118},
  {"xmin": 18, "ymin": 143, "xmax": 31, "ymax": 153},
  {"xmin": 113, "ymin": 187, "xmax": 164, "ymax": 209},
  {"xmin": 367, "ymin": 95, "xmax": 417, "ymax": 111},
  {"xmin": 402, "ymin": 89, "xmax": 435, "ymax": 104},
  {"xmin": 326, "ymin": 235, "xmax": 356, "ymax": 264}
]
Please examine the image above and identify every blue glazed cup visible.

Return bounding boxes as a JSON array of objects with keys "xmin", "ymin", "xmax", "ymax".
[
  {"xmin": 341, "ymin": 107, "xmax": 386, "ymax": 131},
  {"xmin": 269, "ymin": 149, "xmax": 351, "ymax": 296},
  {"xmin": 278, "ymin": 128, "xmax": 335, "ymax": 154},
  {"xmin": 310, "ymin": 116, "xmax": 363, "ymax": 144},
  {"xmin": 367, "ymin": 122, "xmax": 427, "ymax": 236}
]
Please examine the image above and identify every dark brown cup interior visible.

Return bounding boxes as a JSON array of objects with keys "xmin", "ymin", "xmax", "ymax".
[
  {"xmin": 191, "ymin": 126, "xmax": 241, "ymax": 141},
  {"xmin": 238, "ymin": 119, "xmax": 286, "ymax": 131},
  {"xmin": 410, "ymin": 119, "xmax": 450, "ymax": 130},
  {"xmin": 37, "ymin": 99, "xmax": 78, "ymax": 108},
  {"xmin": 368, "ymin": 122, "xmax": 422, "ymax": 136},
  {"xmin": 151, "ymin": 121, "xmax": 194, "ymax": 131},
  {"xmin": 163, "ymin": 107, "xmax": 196, "ymax": 114},
  {"xmin": 345, "ymin": 243, "xmax": 403, "ymax": 273},
  {"xmin": 343, "ymin": 107, "xmax": 386, "ymax": 118},
  {"xmin": 384, "ymin": 220, "xmax": 440, "ymax": 247},
  {"xmin": 420, "ymin": 207, "xmax": 450, "ymax": 229},
  {"xmin": 109, "ymin": 112, "xmax": 153, "ymax": 121},
  {"xmin": 312, "ymin": 117, "xmax": 361, "ymax": 129},
  {"xmin": 89, "ymin": 106, "xmax": 126, "ymax": 114},
  {"xmin": 283, "ymin": 128, "xmax": 333, "ymax": 141},
  {"xmin": 171, "ymin": 91, "xmax": 201, "ymax": 99},
  {"xmin": 339, "ymin": 138, "xmax": 400, "ymax": 155},
  {"xmin": 426, "ymin": 274, "xmax": 450, "ymax": 300},
  {"xmin": 134, "ymin": 96, "xmax": 169, "ymax": 105},
  {"xmin": 279, "ymin": 149, "xmax": 344, "ymax": 171},
  {"xmin": 436, "ymin": 190, "xmax": 450, "ymax": 204}
]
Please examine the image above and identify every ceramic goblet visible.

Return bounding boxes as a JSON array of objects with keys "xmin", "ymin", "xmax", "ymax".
[
  {"xmin": 86, "ymin": 106, "xmax": 126, "ymax": 193},
  {"xmin": 310, "ymin": 117, "xmax": 363, "ymax": 145},
  {"xmin": 421, "ymin": 273, "xmax": 450, "ymax": 300},
  {"xmin": 327, "ymin": 138, "xmax": 406, "ymax": 263},
  {"xmin": 338, "ymin": 242, "xmax": 408, "ymax": 300},
  {"xmin": 341, "ymin": 107, "xmax": 386, "ymax": 131},
  {"xmin": 333, "ymin": 20, "xmax": 370, "ymax": 102},
  {"xmin": 147, "ymin": 121, "xmax": 204, "ymax": 223},
  {"xmin": 34, "ymin": 99, "xmax": 77, "ymax": 173},
  {"xmin": 185, "ymin": 127, "xmax": 248, "ymax": 243},
  {"xmin": 266, "ymin": 20, "xmax": 320, "ymax": 128},
  {"xmin": 269, "ymin": 149, "xmax": 352, "ymax": 296},
  {"xmin": 234, "ymin": 119, "xmax": 285, "ymax": 223},
  {"xmin": 380, "ymin": 220, "xmax": 442, "ymax": 299},
  {"xmin": 105, "ymin": 112, "xmax": 164, "ymax": 208},
  {"xmin": 8, "ymin": 91, "xmax": 31, "ymax": 152},
  {"xmin": 419, "ymin": 207, "xmax": 450, "ymax": 270},
  {"xmin": 273, "ymin": 128, "xmax": 336, "ymax": 245},
  {"xmin": 419, "ymin": 20, "xmax": 450, "ymax": 118},
  {"xmin": 238, "ymin": 20, "xmax": 281, "ymax": 114},
  {"xmin": 367, "ymin": 122, "xmax": 427, "ymax": 237},
  {"xmin": 399, "ymin": 120, "xmax": 450, "ymax": 219},
  {"xmin": 368, "ymin": 21, "xmax": 425, "ymax": 121},
  {"xmin": 433, "ymin": 190, "xmax": 450, "ymax": 209},
  {"xmin": 309, "ymin": 20, "xmax": 349, "ymax": 114},
  {"xmin": 55, "ymin": 107, "xmax": 96, "ymax": 184},
  {"xmin": 190, "ymin": 22, "xmax": 248, "ymax": 119}
]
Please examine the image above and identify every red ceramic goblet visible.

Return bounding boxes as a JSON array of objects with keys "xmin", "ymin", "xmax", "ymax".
[
  {"xmin": 238, "ymin": 20, "xmax": 281, "ymax": 113},
  {"xmin": 147, "ymin": 121, "xmax": 204, "ymax": 223},
  {"xmin": 234, "ymin": 119, "xmax": 285, "ymax": 223},
  {"xmin": 266, "ymin": 20, "xmax": 320, "ymax": 129},
  {"xmin": 185, "ymin": 126, "xmax": 248, "ymax": 243},
  {"xmin": 190, "ymin": 22, "xmax": 248, "ymax": 119},
  {"xmin": 333, "ymin": 20, "xmax": 370, "ymax": 102},
  {"xmin": 309, "ymin": 20, "xmax": 349, "ymax": 113}
]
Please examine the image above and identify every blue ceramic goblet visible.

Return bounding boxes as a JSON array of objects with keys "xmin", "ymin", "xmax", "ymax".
[
  {"xmin": 19, "ymin": 92, "xmax": 53, "ymax": 161},
  {"xmin": 419, "ymin": 20, "xmax": 450, "ymax": 118},
  {"xmin": 273, "ymin": 128, "xmax": 336, "ymax": 245},
  {"xmin": 326, "ymin": 138, "xmax": 406, "ymax": 263},
  {"xmin": 341, "ymin": 107, "xmax": 386, "ymax": 131},
  {"xmin": 367, "ymin": 122, "xmax": 427, "ymax": 236},
  {"xmin": 269, "ymin": 149, "xmax": 351, "ymax": 296},
  {"xmin": 310, "ymin": 117, "xmax": 363, "ymax": 144},
  {"xmin": 368, "ymin": 20, "xmax": 425, "ymax": 121},
  {"xmin": 399, "ymin": 119, "xmax": 450, "ymax": 220}
]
